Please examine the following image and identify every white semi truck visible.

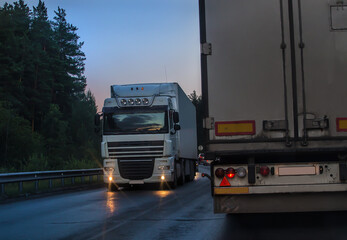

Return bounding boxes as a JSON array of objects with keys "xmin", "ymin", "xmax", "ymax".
[
  {"xmin": 97, "ymin": 83, "xmax": 197, "ymax": 190},
  {"xmin": 200, "ymin": 0, "xmax": 347, "ymax": 213}
]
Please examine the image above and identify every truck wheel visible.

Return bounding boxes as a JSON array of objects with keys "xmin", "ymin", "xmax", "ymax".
[
  {"xmin": 169, "ymin": 170, "xmax": 178, "ymax": 189},
  {"xmin": 178, "ymin": 160, "xmax": 185, "ymax": 185},
  {"xmin": 108, "ymin": 183, "xmax": 118, "ymax": 192}
]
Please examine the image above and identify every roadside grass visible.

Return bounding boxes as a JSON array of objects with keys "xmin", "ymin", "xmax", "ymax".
[{"xmin": 2, "ymin": 175, "xmax": 103, "ymax": 198}]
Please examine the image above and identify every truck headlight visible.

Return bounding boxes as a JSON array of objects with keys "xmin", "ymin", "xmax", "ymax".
[{"xmin": 158, "ymin": 165, "xmax": 170, "ymax": 170}]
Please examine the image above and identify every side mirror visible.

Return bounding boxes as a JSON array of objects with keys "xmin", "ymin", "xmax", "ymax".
[
  {"xmin": 174, "ymin": 124, "xmax": 181, "ymax": 131},
  {"xmin": 173, "ymin": 112, "xmax": 179, "ymax": 123},
  {"xmin": 95, "ymin": 114, "xmax": 101, "ymax": 126}
]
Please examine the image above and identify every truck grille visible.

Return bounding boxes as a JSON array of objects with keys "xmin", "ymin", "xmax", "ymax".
[
  {"xmin": 107, "ymin": 141, "xmax": 164, "ymax": 159},
  {"xmin": 118, "ymin": 159, "xmax": 154, "ymax": 180}
]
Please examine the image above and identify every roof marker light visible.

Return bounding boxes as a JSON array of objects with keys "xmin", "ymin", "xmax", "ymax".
[
  {"xmin": 120, "ymin": 99, "xmax": 127, "ymax": 105},
  {"xmin": 142, "ymin": 98, "xmax": 149, "ymax": 105},
  {"xmin": 135, "ymin": 98, "xmax": 141, "ymax": 105},
  {"xmin": 128, "ymin": 99, "xmax": 134, "ymax": 105}
]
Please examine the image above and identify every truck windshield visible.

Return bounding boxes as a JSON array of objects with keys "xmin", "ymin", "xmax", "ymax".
[{"xmin": 103, "ymin": 106, "xmax": 168, "ymax": 135}]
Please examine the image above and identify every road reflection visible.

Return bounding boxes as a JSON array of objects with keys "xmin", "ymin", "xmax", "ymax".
[
  {"xmin": 106, "ymin": 192, "xmax": 117, "ymax": 214},
  {"xmin": 154, "ymin": 190, "xmax": 172, "ymax": 198}
]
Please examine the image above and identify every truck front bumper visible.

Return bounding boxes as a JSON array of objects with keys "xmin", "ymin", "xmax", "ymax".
[
  {"xmin": 103, "ymin": 156, "xmax": 175, "ymax": 185},
  {"xmin": 104, "ymin": 170, "xmax": 174, "ymax": 185}
]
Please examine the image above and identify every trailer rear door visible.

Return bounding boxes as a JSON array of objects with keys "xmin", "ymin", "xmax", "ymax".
[
  {"xmin": 200, "ymin": 0, "xmax": 347, "ymax": 152},
  {"xmin": 292, "ymin": 0, "xmax": 347, "ymax": 141}
]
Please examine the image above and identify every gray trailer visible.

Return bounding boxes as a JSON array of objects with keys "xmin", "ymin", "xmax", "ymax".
[{"xmin": 200, "ymin": 0, "xmax": 347, "ymax": 213}]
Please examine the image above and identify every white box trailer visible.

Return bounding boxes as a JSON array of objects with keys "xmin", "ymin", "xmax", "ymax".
[
  {"xmin": 99, "ymin": 83, "xmax": 197, "ymax": 189},
  {"xmin": 199, "ymin": 0, "xmax": 347, "ymax": 213}
]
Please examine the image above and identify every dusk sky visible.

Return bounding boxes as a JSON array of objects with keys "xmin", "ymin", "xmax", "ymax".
[{"xmin": 4, "ymin": 0, "xmax": 201, "ymax": 110}]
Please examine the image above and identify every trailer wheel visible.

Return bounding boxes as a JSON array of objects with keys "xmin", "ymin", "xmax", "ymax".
[
  {"xmin": 185, "ymin": 160, "xmax": 195, "ymax": 182},
  {"xmin": 190, "ymin": 160, "xmax": 195, "ymax": 181}
]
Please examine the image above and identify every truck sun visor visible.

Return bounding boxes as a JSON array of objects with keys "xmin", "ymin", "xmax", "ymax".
[{"xmin": 102, "ymin": 107, "xmax": 118, "ymax": 114}]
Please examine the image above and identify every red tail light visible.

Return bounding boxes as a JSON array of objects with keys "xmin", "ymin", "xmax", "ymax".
[
  {"xmin": 215, "ymin": 168, "xmax": 225, "ymax": 178},
  {"xmin": 260, "ymin": 166, "xmax": 270, "ymax": 176},
  {"xmin": 226, "ymin": 168, "xmax": 236, "ymax": 178}
]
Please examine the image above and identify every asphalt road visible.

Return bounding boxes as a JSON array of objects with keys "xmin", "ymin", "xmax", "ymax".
[{"xmin": 1, "ymin": 165, "xmax": 347, "ymax": 240}]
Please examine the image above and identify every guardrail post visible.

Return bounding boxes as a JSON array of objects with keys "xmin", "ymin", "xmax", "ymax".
[
  {"xmin": 49, "ymin": 179, "xmax": 52, "ymax": 189},
  {"xmin": 1, "ymin": 184, "xmax": 4, "ymax": 195},
  {"xmin": 82, "ymin": 176, "xmax": 84, "ymax": 183},
  {"xmin": 97, "ymin": 175, "xmax": 100, "ymax": 182},
  {"xmin": 72, "ymin": 177, "xmax": 75, "ymax": 185},
  {"xmin": 61, "ymin": 178, "xmax": 64, "ymax": 187},
  {"xmin": 89, "ymin": 175, "xmax": 93, "ymax": 183},
  {"xmin": 35, "ymin": 180, "xmax": 39, "ymax": 192},
  {"xmin": 19, "ymin": 182, "xmax": 23, "ymax": 193}
]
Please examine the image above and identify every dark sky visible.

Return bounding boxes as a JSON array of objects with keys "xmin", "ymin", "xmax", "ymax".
[{"xmin": 4, "ymin": 0, "xmax": 201, "ymax": 110}]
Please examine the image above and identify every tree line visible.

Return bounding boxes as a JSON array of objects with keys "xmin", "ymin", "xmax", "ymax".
[
  {"xmin": 0, "ymin": 0, "xmax": 100, "ymax": 172},
  {"xmin": 188, "ymin": 90, "xmax": 204, "ymax": 148}
]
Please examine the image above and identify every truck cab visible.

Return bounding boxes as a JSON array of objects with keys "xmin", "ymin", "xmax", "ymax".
[{"xmin": 97, "ymin": 83, "xmax": 197, "ymax": 189}]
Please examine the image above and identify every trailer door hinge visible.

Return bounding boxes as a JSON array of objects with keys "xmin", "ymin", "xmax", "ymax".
[
  {"xmin": 201, "ymin": 42, "xmax": 212, "ymax": 55},
  {"xmin": 203, "ymin": 117, "xmax": 214, "ymax": 130}
]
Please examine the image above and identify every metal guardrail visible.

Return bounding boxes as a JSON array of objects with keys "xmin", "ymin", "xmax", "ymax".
[{"xmin": 0, "ymin": 168, "xmax": 103, "ymax": 195}]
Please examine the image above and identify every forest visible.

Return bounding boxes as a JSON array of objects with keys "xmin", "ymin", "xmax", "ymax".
[
  {"xmin": 0, "ymin": 0, "xmax": 204, "ymax": 173},
  {"xmin": 0, "ymin": 0, "xmax": 100, "ymax": 172}
]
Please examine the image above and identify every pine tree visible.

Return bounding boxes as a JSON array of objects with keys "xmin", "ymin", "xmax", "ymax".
[
  {"xmin": 52, "ymin": 7, "xmax": 86, "ymax": 117},
  {"xmin": 0, "ymin": 1, "xmax": 99, "ymax": 171},
  {"xmin": 27, "ymin": 0, "xmax": 54, "ymax": 132},
  {"xmin": 188, "ymin": 91, "xmax": 204, "ymax": 147},
  {"xmin": 0, "ymin": 1, "xmax": 31, "ymax": 113},
  {"xmin": 41, "ymin": 104, "xmax": 68, "ymax": 168}
]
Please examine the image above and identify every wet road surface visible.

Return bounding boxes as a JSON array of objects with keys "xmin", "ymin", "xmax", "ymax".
[{"xmin": 0, "ymin": 165, "xmax": 347, "ymax": 240}]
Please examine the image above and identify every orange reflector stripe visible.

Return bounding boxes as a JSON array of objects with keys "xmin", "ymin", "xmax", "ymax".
[
  {"xmin": 214, "ymin": 187, "xmax": 249, "ymax": 195},
  {"xmin": 336, "ymin": 118, "xmax": 347, "ymax": 132},
  {"xmin": 215, "ymin": 121, "xmax": 256, "ymax": 136},
  {"xmin": 219, "ymin": 176, "xmax": 231, "ymax": 187}
]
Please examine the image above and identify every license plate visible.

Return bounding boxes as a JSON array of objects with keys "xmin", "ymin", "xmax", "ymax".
[
  {"xmin": 278, "ymin": 166, "xmax": 316, "ymax": 176},
  {"xmin": 129, "ymin": 180, "xmax": 145, "ymax": 184}
]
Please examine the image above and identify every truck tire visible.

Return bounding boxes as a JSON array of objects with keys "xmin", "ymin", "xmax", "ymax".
[
  {"xmin": 169, "ymin": 169, "xmax": 178, "ymax": 189},
  {"xmin": 178, "ymin": 160, "xmax": 185, "ymax": 185},
  {"xmin": 108, "ymin": 183, "xmax": 118, "ymax": 192}
]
